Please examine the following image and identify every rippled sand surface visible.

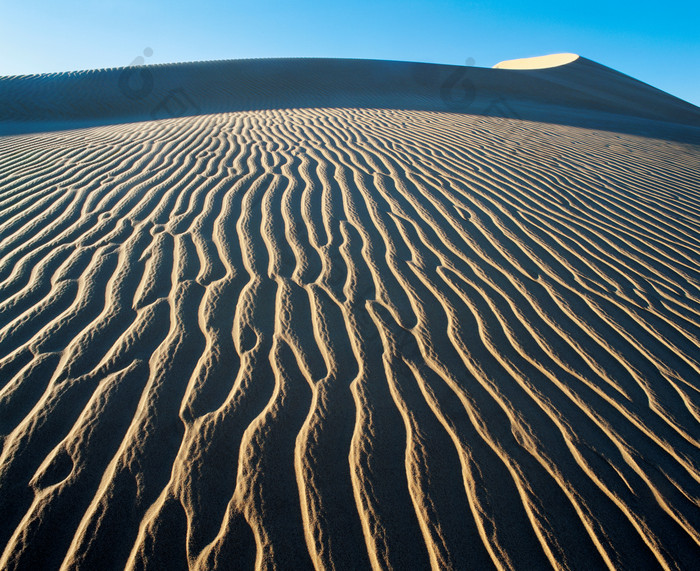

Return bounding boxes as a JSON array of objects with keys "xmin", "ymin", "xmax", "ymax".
[{"xmin": 1, "ymin": 57, "xmax": 699, "ymax": 570}]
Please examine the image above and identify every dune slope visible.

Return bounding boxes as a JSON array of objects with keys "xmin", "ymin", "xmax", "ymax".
[
  {"xmin": 1, "ymin": 57, "xmax": 700, "ymax": 570},
  {"xmin": 2, "ymin": 56, "xmax": 700, "ymax": 137}
]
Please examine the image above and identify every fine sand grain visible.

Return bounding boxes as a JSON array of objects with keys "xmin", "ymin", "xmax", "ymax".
[{"xmin": 0, "ymin": 56, "xmax": 699, "ymax": 570}]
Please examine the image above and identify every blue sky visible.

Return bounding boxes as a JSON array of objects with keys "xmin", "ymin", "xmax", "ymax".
[{"xmin": 2, "ymin": 0, "xmax": 698, "ymax": 106}]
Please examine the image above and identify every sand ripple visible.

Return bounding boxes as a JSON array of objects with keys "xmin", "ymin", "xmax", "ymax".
[{"xmin": 1, "ymin": 107, "xmax": 699, "ymax": 569}]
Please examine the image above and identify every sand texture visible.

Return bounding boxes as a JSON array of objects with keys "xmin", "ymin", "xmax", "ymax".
[{"xmin": 1, "ymin": 56, "xmax": 699, "ymax": 570}]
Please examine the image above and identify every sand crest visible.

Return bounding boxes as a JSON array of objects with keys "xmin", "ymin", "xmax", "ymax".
[{"xmin": 493, "ymin": 53, "xmax": 580, "ymax": 69}]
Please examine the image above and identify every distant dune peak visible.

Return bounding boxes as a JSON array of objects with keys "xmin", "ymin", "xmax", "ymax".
[{"xmin": 493, "ymin": 52, "xmax": 580, "ymax": 69}]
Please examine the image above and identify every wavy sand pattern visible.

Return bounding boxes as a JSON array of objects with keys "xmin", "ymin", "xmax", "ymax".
[{"xmin": 1, "ymin": 57, "xmax": 700, "ymax": 569}]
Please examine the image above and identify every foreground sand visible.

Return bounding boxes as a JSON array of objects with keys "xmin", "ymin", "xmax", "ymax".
[{"xmin": 1, "ymin": 56, "xmax": 699, "ymax": 569}]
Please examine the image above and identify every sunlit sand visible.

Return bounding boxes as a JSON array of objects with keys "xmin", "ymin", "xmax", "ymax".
[{"xmin": 493, "ymin": 53, "xmax": 580, "ymax": 69}]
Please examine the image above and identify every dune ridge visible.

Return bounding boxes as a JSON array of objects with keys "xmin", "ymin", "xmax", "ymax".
[
  {"xmin": 1, "ymin": 57, "xmax": 700, "ymax": 570},
  {"xmin": 2, "ymin": 57, "xmax": 700, "ymax": 137}
]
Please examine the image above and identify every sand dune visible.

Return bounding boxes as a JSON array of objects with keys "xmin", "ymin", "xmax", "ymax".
[{"xmin": 0, "ymin": 55, "xmax": 699, "ymax": 570}]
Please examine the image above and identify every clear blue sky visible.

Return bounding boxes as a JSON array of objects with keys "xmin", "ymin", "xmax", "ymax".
[{"xmin": 2, "ymin": 0, "xmax": 699, "ymax": 106}]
